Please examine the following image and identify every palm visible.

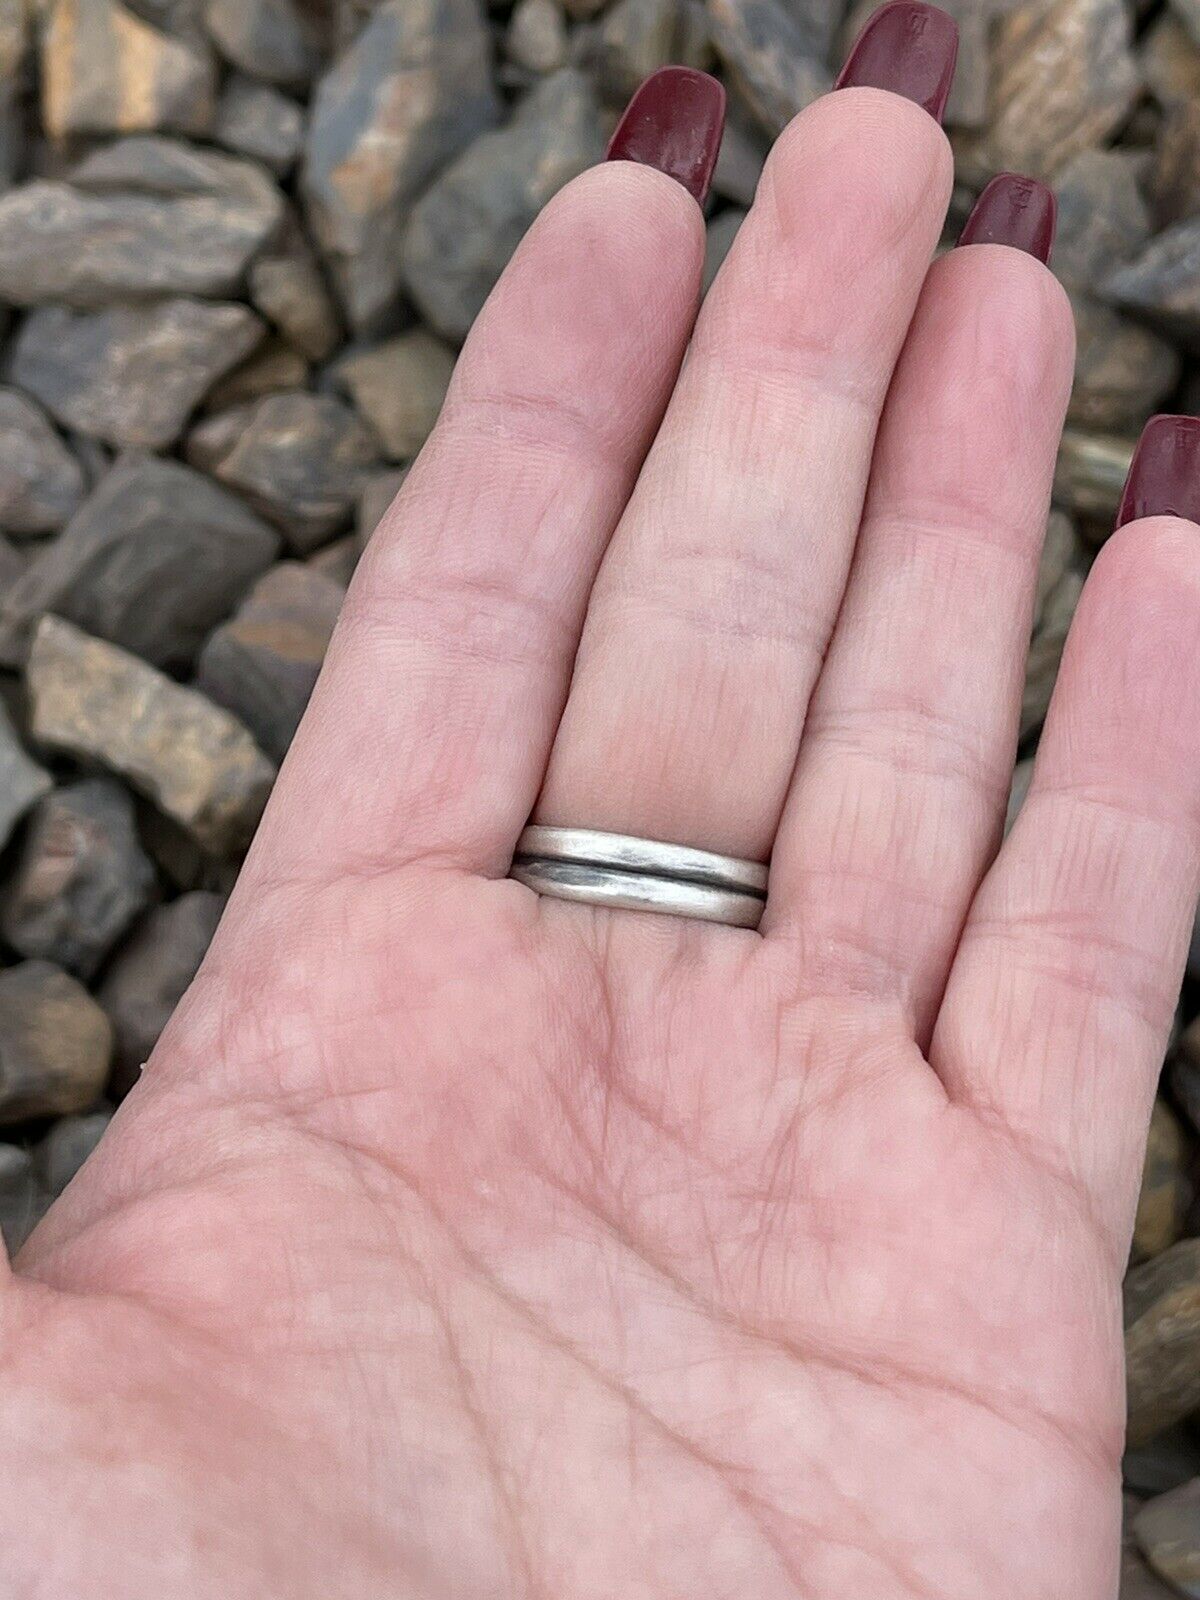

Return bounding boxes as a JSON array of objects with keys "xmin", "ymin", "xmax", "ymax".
[{"xmin": 1, "ymin": 71, "xmax": 1197, "ymax": 1600}]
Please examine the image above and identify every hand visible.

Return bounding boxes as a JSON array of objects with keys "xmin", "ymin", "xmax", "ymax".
[{"xmin": 6, "ymin": 19, "xmax": 1200, "ymax": 1597}]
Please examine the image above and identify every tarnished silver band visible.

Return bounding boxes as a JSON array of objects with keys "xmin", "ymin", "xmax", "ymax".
[{"xmin": 510, "ymin": 826, "xmax": 767, "ymax": 930}]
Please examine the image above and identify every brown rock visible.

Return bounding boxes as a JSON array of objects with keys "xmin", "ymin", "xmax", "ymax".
[
  {"xmin": 27, "ymin": 615, "xmax": 275, "ymax": 854},
  {"xmin": 1147, "ymin": 100, "xmax": 1200, "ymax": 229},
  {"xmin": 595, "ymin": 0, "xmax": 680, "ymax": 101},
  {"xmin": 0, "ymin": 139, "xmax": 283, "ymax": 307},
  {"xmin": 1052, "ymin": 148, "xmax": 1151, "ymax": 294},
  {"xmin": 706, "ymin": 0, "xmax": 828, "ymax": 138},
  {"xmin": 1126, "ymin": 1239, "xmax": 1200, "ymax": 1445},
  {"xmin": 356, "ymin": 467, "xmax": 408, "ymax": 545},
  {"xmin": 0, "ymin": 454, "xmax": 279, "ymax": 669},
  {"xmin": 0, "ymin": 702, "xmax": 53, "ymax": 853},
  {"xmin": 1068, "ymin": 296, "xmax": 1181, "ymax": 434},
  {"xmin": 34, "ymin": 1110, "xmax": 111, "ymax": 1197},
  {"xmin": 963, "ymin": 0, "xmax": 1140, "ymax": 181},
  {"xmin": 40, "ymin": 0, "xmax": 216, "ymax": 139},
  {"xmin": 1142, "ymin": 13, "xmax": 1200, "ymax": 108},
  {"xmin": 1135, "ymin": 1479, "xmax": 1200, "ymax": 1596},
  {"xmin": 402, "ymin": 69, "xmax": 605, "ymax": 344},
  {"xmin": 247, "ymin": 215, "xmax": 341, "ymax": 362},
  {"xmin": 1172, "ymin": 1015, "xmax": 1200, "ymax": 1132},
  {"xmin": 1035, "ymin": 508, "xmax": 1078, "ymax": 622},
  {"xmin": 98, "ymin": 890, "xmax": 224, "ymax": 1091},
  {"xmin": 187, "ymin": 391, "xmax": 379, "ymax": 551},
  {"xmin": 212, "ymin": 74, "xmax": 304, "ymax": 176},
  {"xmin": 1106, "ymin": 219, "xmax": 1200, "ymax": 351},
  {"xmin": 0, "ymin": 0, "xmax": 28, "ymax": 188},
  {"xmin": 1053, "ymin": 428, "xmax": 1135, "ymax": 527},
  {"xmin": 205, "ymin": 337, "xmax": 309, "ymax": 410},
  {"xmin": 10, "ymin": 300, "xmax": 264, "ymax": 450},
  {"xmin": 506, "ymin": 0, "xmax": 569, "ymax": 74},
  {"xmin": 306, "ymin": 532, "xmax": 361, "ymax": 587},
  {"xmin": 302, "ymin": 0, "xmax": 500, "ymax": 332},
  {"xmin": 1021, "ymin": 565, "xmax": 1083, "ymax": 738},
  {"xmin": 333, "ymin": 329, "xmax": 455, "ymax": 461},
  {"xmin": 1, "ymin": 778, "xmax": 156, "ymax": 979},
  {"xmin": 203, "ymin": 0, "xmax": 322, "ymax": 87},
  {"xmin": 195, "ymin": 561, "xmax": 344, "ymax": 760},
  {"xmin": 1134, "ymin": 1100, "xmax": 1191, "ymax": 1262},
  {"xmin": 0, "ymin": 960, "xmax": 112, "ymax": 1124},
  {"xmin": 1122, "ymin": 1545, "xmax": 1186, "ymax": 1599},
  {"xmin": 0, "ymin": 389, "xmax": 85, "ymax": 538}
]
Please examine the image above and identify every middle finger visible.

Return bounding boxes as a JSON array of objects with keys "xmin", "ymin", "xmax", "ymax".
[{"xmin": 536, "ymin": 3, "xmax": 957, "ymax": 862}]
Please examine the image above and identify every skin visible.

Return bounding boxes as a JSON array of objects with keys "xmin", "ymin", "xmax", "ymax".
[{"xmin": 0, "ymin": 89, "xmax": 1197, "ymax": 1598}]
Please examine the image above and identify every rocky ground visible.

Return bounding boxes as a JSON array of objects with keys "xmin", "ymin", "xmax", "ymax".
[{"xmin": 0, "ymin": 0, "xmax": 1196, "ymax": 1585}]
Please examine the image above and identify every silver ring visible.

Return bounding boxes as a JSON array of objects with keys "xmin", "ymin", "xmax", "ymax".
[{"xmin": 511, "ymin": 826, "xmax": 767, "ymax": 930}]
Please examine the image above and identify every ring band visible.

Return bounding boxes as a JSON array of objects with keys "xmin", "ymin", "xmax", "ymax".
[{"xmin": 511, "ymin": 826, "xmax": 767, "ymax": 930}]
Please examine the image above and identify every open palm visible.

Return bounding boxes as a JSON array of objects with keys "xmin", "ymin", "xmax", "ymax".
[{"xmin": 4, "ymin": 53, "xmax": 1200, "ymax": 1600}]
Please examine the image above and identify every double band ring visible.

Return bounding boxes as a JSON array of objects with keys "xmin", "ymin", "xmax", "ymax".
[{"xmin": 510, "ymin": 826, "xmax": 768, "ymax": 929}]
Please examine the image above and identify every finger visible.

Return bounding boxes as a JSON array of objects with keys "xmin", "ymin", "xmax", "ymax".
[
  {"xmin": 246, "ymin": 71, "xmax": 723, "ymax": 884},
  {"xmin": 535, "ymin": 6, "xmax": 957, "ymax": 863},
  {"xmin": 933, "ymin": 421, "xmax": 1200, "ymax": 1242},
  {"xmin": 765, "ymin": 179, "xmax": 1075, "ymax": 1047}
]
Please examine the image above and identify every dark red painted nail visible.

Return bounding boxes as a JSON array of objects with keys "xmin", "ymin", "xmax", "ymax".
[
  {"xmin": 605, "ymin": 67, "xmax": 726, "ymax": 207},
  {"xmin": 835, "ymin": 1, "xmax": 958, "ymax": 123},
  {"xmin": 956, "ymin": 173, "xmax": 1056, "ymax": 263},
  {"xmin": 1116, "ymin": 415, "xmax": 1200, "ymax": 529}
]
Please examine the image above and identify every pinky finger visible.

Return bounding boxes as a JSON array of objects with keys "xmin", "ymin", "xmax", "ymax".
[{"xmin": 931, "ymin": 418, "xmax": 1200, "ymax": 1249}]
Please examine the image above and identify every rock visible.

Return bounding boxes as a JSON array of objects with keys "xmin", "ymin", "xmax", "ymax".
[
  {"xmin": 205, "ymin": 337, "xmax": 309, "ymax": 410},
  {"xmin": 711, "ymin": 98, "xmax": 767, "ymax": 207},
  {"xmin": 1, "ymin": 779, "xmax": 156, "ymax": 979},
  {"xmin": 704, "ymin": 207, "xmax": 744, "ymax": 293},
  {"xmin": 1173, "ymin": 1016, "xmax": 1200, "ymax": 1131},
  {"xmin": 1052, "ymin": 149, "xmax": 1151, "ymax": 294},
  {"xmin": 10, "ymin": 300, "xmax": 264, "ymax": 450},
  {"xmin": 98, "ymin": 890, "xmax": 223, "ymax": 1091},
  {"xmin": 1148, "ymin": 100, "xmax": 1200, "ymax": 229},
  {"xmin": 0, "ymin": 960, "xmax": 112, "ymax": 1124},
  {"xmin": 0, "ymin": 140, "xmax": 283, "ymax": 307},
  {"xmin": 1053, "ymin": 428, "xmax": 1135, "ymax": 527},
  {"xmin": 187, "ymin": 391, "xmax": 378, "ymax": 551},
  {"xmin": 706, "ymin": 0, "xmax": 828, "ymax": 138},
  {"xmin": 1135, "ymin": 1479, "xmax": 1200, "ymax": 1596},
  {"xmin": 1034, "ymin": 508, "xmax": 1078, "ymax": 622},
  {"xmin": 1134, "ymin": 1100, "xmax": 1191, "ymax": 1262},
  {"xmin": 1173, "ymin": 0, "xmax": 1200, "ymax": 52},
  {"xmin": 1122, "ymin": 1545, "xmax": 1187, "ymax": 1599},
  {"xmin": 194, "ymin": 561, "xmax": 344, "ymax": 760},
  {"xmin": 595, "ymin": 0, "xmax": 680, "ymax": 101},
  {"xmin": 506, "ymin": 0, "xmax": 569, "ymax": 73},
  {"xmin": 0, "ymin": 454, "xmax": 279, "ymax": 670},
  {"xmin": 302, "ymin": 0, "xmax": 500, "ymax": 333},
  {"xmin": 0, "ymin": 389, "xmax": 86, "ymax": 538},
  {"xmin": 0, "ymin": 0, "xmax": 28, "ymax": 189},
  {"xmin": 212, "ymin": 74, "xmax": 304, "ymax": 175},
  {"xmin": 1126, "ymin": 1239, "xmax": 1200, "ymax": 1445},
  {"xmin": 0, "ymin": 1144, "xmax": 47, "ymax": 1253},
  {"xmin": 963, "ymin": 0, "xmax": 1140, "ymax": 182},
  {"xmin": 403, "ymin": 69, "xmax": 605, "ymax": 343},
  {"xmin": 203, "ymin": 0, "xmax": 323, "ymax": 87},
  {"xmin": 34, "ymin": 1110, "xmax": 111, "ymax": 1197},
  {"xmin": 1106, "ymin": 220, "xmax": 1200, "ymax": 351},
  {"xmin": 0, "ymin": 702, "xmax": 53, "ymax": 854},
  {"xmin": 1125, "ymin": 1424, "xmax": 1200, "ymax": 1499},
  {"xmin": 1021, "ymin": 566, "xmax": 1083, "ymax": 739},
  {"xmin": 307, "ymin": 532, "xmax": 361, "ymax": 587},
  {"xmin": 332, "ymin": 329, "xmax": 455, "ymax": 461},
  {"xmin": 356, "ymin": 467, "xmax": 407, "ymax": 544},
  {"xmin": 1005, "ymin": 755, "xmax": 1033, "ymax": 834},
  {"xmin": 40, "ymin": 0, "xmax": 216, "ymax": 139},
  {"xmin": 27, "ymin": 615, "xmax": 275, "ymax": 854},
  {"xmin": 1068, "ymin": 296, "xmax": 1182, "ymax": 434},
  {"xmin": 1142, "ymin": 13, "xmax": 1200, "ymax": 108},
  {"xmin": 247, "ymin": 216, "xmax": 342, "ymax": 362}
]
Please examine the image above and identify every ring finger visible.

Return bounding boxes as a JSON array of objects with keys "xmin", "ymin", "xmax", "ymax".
[{"xmin": 535, "ymin": 3, "xmax": 957, "ymax": 863}]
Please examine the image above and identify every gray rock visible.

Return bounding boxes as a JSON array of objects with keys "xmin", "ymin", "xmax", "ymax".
[
  {"xmin": 98, "ymin": 891, "xmax": 224, "ymax": 1091},
  {"xmin": 0, "ymin": 960, "xmax": 112, "ymax": 1124},
  {"xmin": 703, "ymin": 208, "xmax": 745, "ymax": 294},
  {"xmin": 1053, "ymin": 148, "xmax": 1151, "ymax": 294},
  {"xmin": 10, "ymin": 300, "xmax": 265, "ymax": 450},
  {"xmin": 711, "ymin": 99, "xmax": 767, "ymax": 207},
  {"xmin": 203, "ymin": 0, "xmax": 323, "ymax": 86},
  {"xmin": 403, "ymin": 69, "xmax": 605, "ymax": 344},
  {"xmin": 356, "ymin": 467, "xmax": 408, "ymax": 545},
  {"xmin": 0, "ymin": 0, "xmax": 28, "ymax": 189},
  {"xmin": 27, "ymin": 615, "xmax": 275, "ymax": 855},
  {"xmin": 212, "ymin": 74, "xmax": 305, "ymax": 175},
  {"xmin": 506, "ymin": 0, "xmax": 569, "ymax": 73},
  {"xmin": 332, "ymin": 329, "xmax": 455, "ymax": 460},
  {"xmin": 1134, "ymin": 1100, "xmax": 1191, "ymax": 1263},
  {"xmin": 1021, "ymin": 565, "xmax": 1083, "ymax": 739},
  {"xmin": 0, "ymin": 139, "xmax": 284, "ymax": 307},
  {"xmin": 0, "ymin": 389, "xmax": 86, "ymax": 538},
  {"xmin": 706, "ymin": 0, "xmax": 828, "ymax": 138},
  {"xmin": 595, "ymin": 0, "xmax": 680, "ymax": 101},
  {"xmin": 1069, "ymin": 296, "xmax": 1181, "ymax": 434},
  {"xmin": 195, "ymin": 561, "xmax": 345, "ymax": 760},
  {"xmin": 0, "ymin": 1144, "xmax": 48, "ymax": 1253},
  {"xmin": 1105, "ymin": 220, "xmax": 1200, "ymax": 351},
  {"xmin": 1122, "ymin": 1546, "xmax": 1187, "ymax": 1599},
  {"xmin": 247, "ymin": 215, "xmax": 342, "ymax": 362},
  {"xmin": 1147, "ymin": 99, "xmax": 1200, "ymax": 229},
  {"xmin": 302, "ymin": 0, "xmax": 500, "ymax": 332},
  {"xmin": 205, "ymin": 337, "xmax": 309, "ymax": 410},
  {"xmin": 0, "ymin": 454, "xmax": 279, "ymax": 670},
  {"xmin": 1, "ymin": 779, "xmax": 157, "ymax": 979},
  {"xmin": 39, "ymin": 0, "xmax": 216, "ymax": 139},
  {"xmin": 1126, "ymin": 1239, "xmax": 1200, "ymax": 1445},
  {"xmin": 0, "ymin": 702, "xmax": 53, "ymax": 854},
  {"xmin": 1125, "ymin": 1424, "xmax": 1200, "ymax": 1499},
  {"xmin": 34, "ymin": 1110, "xmax": 112, "ymax": 1197},
  {"xmin": 1135, "ymin": 1479, "xmax": 1200, "ymax": 1596},
  {"xmin": 1053, "ymin": 428, "xmax": 1135, "ymax": 526}
]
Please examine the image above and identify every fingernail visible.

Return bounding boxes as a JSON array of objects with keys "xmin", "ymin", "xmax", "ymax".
[
  {"xmin": 956, "ymin": 173, "xmax": 1056, "ymax": 263},
  {"xmin": 835, "ymin": 1, "xmax": 958, "ymax": 123},
  {"xmin": 605, "ymin": 66, "xmax": 726, "ymax": 206},
  {"xmin": 1116, "ymin": 415, "xmax": 1200, "ymax": 529}
]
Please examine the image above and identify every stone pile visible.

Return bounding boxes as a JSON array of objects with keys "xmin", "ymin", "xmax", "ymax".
[{"xmin": 0, "ymin": 4, "xmax": 1197, "ymax": 1580}]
